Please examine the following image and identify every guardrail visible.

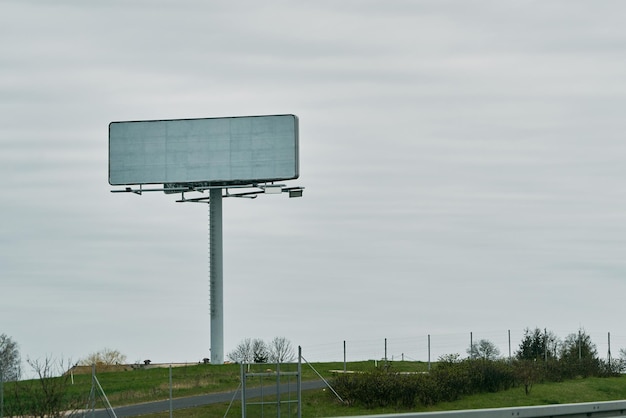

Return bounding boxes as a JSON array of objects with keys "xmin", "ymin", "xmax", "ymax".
[{"xmin": 331, "ymin": 400, "xmax": 626, "ymax": 418}]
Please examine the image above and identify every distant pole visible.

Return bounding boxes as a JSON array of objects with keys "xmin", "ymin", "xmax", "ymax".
[
  {"xmin": 384, "ymin": 338, "xmax": 387, "ymax": 362},
  {"xmin": 343, "ymin": 341, "xmax": 346, "ymax": 372},
  {"xmin": 1, "ymin": 361, "xmax": 4, "ymax": 418},
  {"xmin": 543, "ymin": 328, "xmax": 548, "ymax": 364},
  {"xmin": 209, "ymin": 188, "xmax": 224, "ymax": 364},
  {"xmin": 240, "ymin": 363, "xmax": 246, "ymax": 418},
  {"xmin": 508, "ymin": 330, "xmax": 511, "ymax": 362},
  {"xmin": 298, "ymin": 346, "xmax": 302, "ymax": 418},
  {"xmin": 276, "ymin": 361, "xmax": 281, "ymax": 417},
  {"xmin": 604, "ymin": 332, "xmax": 611, "ymax": 370},
  {"xmin": 91, "ymin": 364, "xmax": 96, "ymax": 418},
  {"xmin": 428, "ymin": 334, "xmax": 430, "ymax": 371},
  {"xmin": 470, "ymin": 332, "xmax": 473, "ymax": 359}
]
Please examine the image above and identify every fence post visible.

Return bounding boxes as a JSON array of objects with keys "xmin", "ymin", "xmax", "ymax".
[
  {"xmin": 604, "ymin": 332, "xmax": 611, "ymax": 370},
  {"xmin": 169, "ymin": 365, "xmax": 173, "ymax": 418},
  {"xmin": 508, "ymin": 330, "xmax": 511, "ymax": 362},
  {"xmin": 240, "ymin": 363, "xmax": 246, "ymax": 418},
  {"xmin": 276, "ymin": 361, "xmax": 281, "ymax": 418},
  {"xmin": 91, "ymin": 364, "xmax": 96, "ymax": 418},
  {"xmin": 540, "ymin": 328, "xmax": 547, "ymax": 372},
  {"xmin": 384, "ymin": 338, "xmax": 388, "ymax": 363},
  {"xmin": 298, "ymin": 346, "xmax": 302, "ymax": 418},
  {"xmin": 1, "ymin": 361, "xmax": 4, "ymax": 418},
  {"xmin": 428, "ymin": 334, "xmax": 430, "ymax": 371},
  {"xmin": 578, "ymin": 329, "xmax": 582, "ymax": 361}
]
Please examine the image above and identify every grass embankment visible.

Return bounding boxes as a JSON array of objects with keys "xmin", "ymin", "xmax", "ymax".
[{"xmin": 5, "ymin": 361, "xmax": 626, "ymax": 417}]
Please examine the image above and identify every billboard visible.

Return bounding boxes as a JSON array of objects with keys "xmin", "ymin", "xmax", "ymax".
[{"xmin": 109, "ymin": 114, "xmax": 299, "ymax": 186}]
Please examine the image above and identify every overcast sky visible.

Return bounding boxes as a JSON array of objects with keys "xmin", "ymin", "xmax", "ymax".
[{"xmin": 2, "ymin": 0, "xmax": 626, "ymax": 371}]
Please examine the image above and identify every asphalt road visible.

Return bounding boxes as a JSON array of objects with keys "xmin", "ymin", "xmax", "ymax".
[{"xmin": 87, "ymin": 380, "xmax": 328, "ymax": 417}]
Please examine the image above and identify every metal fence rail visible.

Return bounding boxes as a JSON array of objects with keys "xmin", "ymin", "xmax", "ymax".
[{"xmin": 331, "ymin": 400, "xmax": 626, "ymax": 418}]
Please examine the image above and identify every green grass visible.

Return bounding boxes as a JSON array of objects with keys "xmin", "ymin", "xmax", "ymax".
[
  {"xmin": 419, "ymin": 376, "xmax": 626, "ymax": 412},
  {"xmin": 4, "ymin": 362, "xmax": 626, "ymax": 417},
  {"xmin": 123, "ymin": 375, "xmax": 626, "ymax": 418}
]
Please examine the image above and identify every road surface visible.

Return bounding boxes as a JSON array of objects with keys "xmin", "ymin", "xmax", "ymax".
[{"xmin": 87, "ymin": 379, "xmax": 328, "ymax": 417}]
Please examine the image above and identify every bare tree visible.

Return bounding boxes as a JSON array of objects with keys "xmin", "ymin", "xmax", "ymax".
[
  {"xmin": 229, "ymin": 337, "xmax": 295, "ymax": 364},
  {"xmin": 78, "ymin": 348, "xmax": 127, "ymax": 367},
  {"xmin": 467, "ymin": 339, "xmax": 501, "ymax": 360},
  {"xmin": 268, "ymin": 337, "xmax": 296, "ymax": 363},
  {"xmin": 227, "ymin": 338, "xmax": 254, "ymax": 363},
  {"xmin": 252, "ymin": 339, "xmax": 269, "ymax": 363},
  {"xmin": 0, "ymin": 333, "xmax": 21, "ymax": 381},
  {"xmin": 6, "ymin": 357, "xmax": 83, "ymax": 418}
]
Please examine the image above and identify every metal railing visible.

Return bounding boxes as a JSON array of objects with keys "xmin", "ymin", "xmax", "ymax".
[{"xmin": 330, "ymin": 400, "xmax": 626, "ymax": 418}]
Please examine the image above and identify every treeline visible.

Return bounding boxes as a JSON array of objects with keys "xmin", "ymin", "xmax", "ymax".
[{"xmin": 331, "ymin": 328, "xmax": 626, "ymax": 410}]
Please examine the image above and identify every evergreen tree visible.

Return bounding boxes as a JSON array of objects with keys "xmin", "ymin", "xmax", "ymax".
[{"xmin": 516, "ymin": 327, "xmax": 558, "ymax": 361}]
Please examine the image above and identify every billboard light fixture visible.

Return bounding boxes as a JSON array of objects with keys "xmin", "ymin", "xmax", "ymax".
[{"xmin": 263, "ymin": 185, "xmax": 283, "ymax": 194}]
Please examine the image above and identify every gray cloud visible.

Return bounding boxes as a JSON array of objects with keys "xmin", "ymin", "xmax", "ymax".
[{"xmin": 2, "ymin": 0, "xmax": 626, "ymax": 368}]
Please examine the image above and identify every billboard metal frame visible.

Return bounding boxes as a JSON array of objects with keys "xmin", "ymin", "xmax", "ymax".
[{"xmin": 109, "ymin": 114, "xmax": 299, "ymax": 187}]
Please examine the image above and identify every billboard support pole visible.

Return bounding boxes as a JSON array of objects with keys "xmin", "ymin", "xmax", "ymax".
[{"xmin": 209, "ymin": 188, "xmax": 224, "ymax": 364}]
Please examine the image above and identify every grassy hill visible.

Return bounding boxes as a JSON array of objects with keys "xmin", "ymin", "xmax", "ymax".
[{"xmin": 4, "ymin": 361, "xmax": 625, "ymax": 417}]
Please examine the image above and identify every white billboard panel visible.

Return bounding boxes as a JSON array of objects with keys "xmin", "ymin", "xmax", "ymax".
[{"xmin": 109, "ymin": 114, "xmax": 299, "ymax": 186}]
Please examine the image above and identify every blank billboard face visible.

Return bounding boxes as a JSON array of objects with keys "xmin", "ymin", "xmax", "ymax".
[{"xmin": 109, "ymin": 114, "xmax": 299, "ymax": 186}]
